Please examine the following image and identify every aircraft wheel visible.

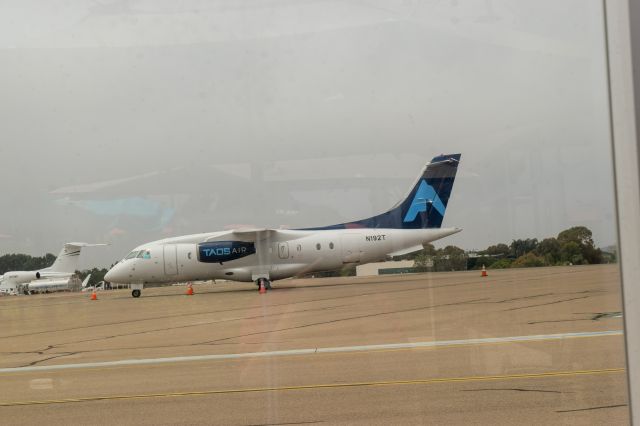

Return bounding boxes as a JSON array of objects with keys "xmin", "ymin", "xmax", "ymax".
[
  {"xmin": 132, "ymin": 289, "xmax": 141, "ymax": 298},
  {"xmin": 256, "ymin": 278, "xmax": 270, "ymax": 292}
]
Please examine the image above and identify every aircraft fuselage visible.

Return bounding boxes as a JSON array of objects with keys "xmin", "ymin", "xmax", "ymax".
[{"xmin": 106, "ymin": 227, "xmax": 460, "ymax": 285}]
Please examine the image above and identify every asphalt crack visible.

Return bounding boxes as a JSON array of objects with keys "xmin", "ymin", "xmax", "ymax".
[
  {"xmin": 462, "ymin": 388, "xmax": 564, "ymax": 394},
  {"xmin": 202, "ymin": 298, "xmax": 490, "ymax": 345},
  {"xmin": 24, "ymin": 352, "xmax": 78, "ymax": 367},
  {"xmin": 494, "ymin": 293, "xmax": 555, "ymax": 304},
  {"xmin": 556, "ymin": 404, "xmax": 627, "ymax": 413},
  {"xmin": 503, "ymin": 295, "xmax": 592, "ymax": 312},
  {"xmin": 1, "ymin": 304, "xmax": 355, "ymax": 360}
]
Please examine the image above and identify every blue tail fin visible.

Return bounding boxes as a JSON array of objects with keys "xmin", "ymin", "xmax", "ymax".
[{"xmin": 305, "ymin": 154, "xmax": 461, "ymax": 230}]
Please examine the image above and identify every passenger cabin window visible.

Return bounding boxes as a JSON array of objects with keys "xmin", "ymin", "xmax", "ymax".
[
  {"xmin": 316, "ymin": 243, "xmax": 321, "ymax": 250},
  {"xmin": 329, "ymin": 242, "xmax": 334, "ymax": 249}
]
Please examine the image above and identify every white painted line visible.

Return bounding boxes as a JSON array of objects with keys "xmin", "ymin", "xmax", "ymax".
[{"xmin": 0, "ymin": 330, "xmax": 623, "ymax": 374}]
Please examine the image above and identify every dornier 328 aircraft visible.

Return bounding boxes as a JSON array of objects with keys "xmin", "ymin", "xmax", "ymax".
[{"xmin": 105, "ymin": 154, "xmax": 462, "ymax": 298}]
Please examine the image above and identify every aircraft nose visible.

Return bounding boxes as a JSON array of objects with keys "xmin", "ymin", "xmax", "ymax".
[{"xmin": 105, "ymin": 264, "xmax": 125, "ymax": 283}]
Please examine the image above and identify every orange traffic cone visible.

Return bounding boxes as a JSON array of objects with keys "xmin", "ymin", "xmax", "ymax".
[
  {"xmin": 481, "ymin": 264, "xmax": 488, "ymax": 277},
  {"xmin": 259, "ymin": 280, "xmax": 266, "ymax": 294},
  {"xmin": 186, "ymin": 283, "xmax": 194, "ymax": 295},
  {"xmin": 90, "ymin": 290, "xmax": 97, "ymax": 300}
]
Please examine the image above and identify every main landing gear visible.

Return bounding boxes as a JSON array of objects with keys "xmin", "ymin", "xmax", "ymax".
[
  {"xmin": 132, "ymin": 289, "xmax": 141, "ymax": 298},
  {"xmin": 255, "ymin": 278, "xmax": 272, "ymax": 291}
]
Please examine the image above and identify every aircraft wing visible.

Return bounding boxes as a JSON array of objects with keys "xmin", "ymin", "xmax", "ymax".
[
  {"xmin": 204, "ymin": 228, "xmax": 302, "ymax": 242},
  {"xmin": 229, "ymin": 228, "xmax": 278, "ymax": 239}
]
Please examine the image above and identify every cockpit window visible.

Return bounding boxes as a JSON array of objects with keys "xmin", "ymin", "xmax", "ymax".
[
  {"xmin": 125, "ymin": 251, "xmax": 140, "ymax": 260},
  {"xmin": 137, "ymin": 250, "xmax": 151, "ymax": 259}
]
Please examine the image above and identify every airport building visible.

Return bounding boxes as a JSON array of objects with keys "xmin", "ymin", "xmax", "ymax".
[{"xmin": 355, "ymin": 260, "xmax": 416, "ymax": 277}]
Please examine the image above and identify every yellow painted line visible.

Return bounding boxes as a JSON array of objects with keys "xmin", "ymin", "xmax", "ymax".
[{"xmin": 0, "ymin": 367, "xmax": 625, "ymax": 407}]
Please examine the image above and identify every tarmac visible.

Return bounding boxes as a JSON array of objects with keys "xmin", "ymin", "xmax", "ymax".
[{"xmin": 0, "ymin": 265, "xmax": 629, "ymax": 425}]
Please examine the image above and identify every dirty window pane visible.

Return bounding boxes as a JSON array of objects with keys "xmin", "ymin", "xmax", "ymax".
[{"xmin": 0, "ymin": 1, "xmax": 628, "ymax": 425}]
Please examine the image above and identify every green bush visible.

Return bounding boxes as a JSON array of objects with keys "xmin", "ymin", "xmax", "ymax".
[
  {"xmin": 489, "ymin": 258, "xmax": 512, "ymax": 269},
  {"xmin": 511, "ymin": 252, "xmax": 546, "ymax": 268}
]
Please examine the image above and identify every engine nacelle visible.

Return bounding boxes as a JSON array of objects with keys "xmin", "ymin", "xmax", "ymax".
[
  {"xmin": 18, "ymin": 271, "xmax": 40, "ymax": 280},
  {"xmin": 4, "ymin": 271, "xmax": 41, "ymax": 284}
]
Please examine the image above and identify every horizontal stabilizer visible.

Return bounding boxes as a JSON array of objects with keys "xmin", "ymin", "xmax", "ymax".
[{"xmin": 387, "ymin": 245, "xmax": 424, "ymax": 258}]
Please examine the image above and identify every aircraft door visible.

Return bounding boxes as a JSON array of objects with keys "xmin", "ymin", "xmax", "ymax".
[
  {"xmin": 163, "ymin": 244, "xmax": 178, "ymax": 276},
  {"xmin": 277, "ymin": 242, "xmax": 289, "ymax": 259},
  {"xmin": 341, "ymin": 234, "xmax": 362, "ymax": 263}
]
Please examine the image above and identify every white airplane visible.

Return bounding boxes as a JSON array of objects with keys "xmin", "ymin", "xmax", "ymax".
[
  {"xmin": 0, "ymin": 243, "xmax": 105, "ymax": 295},
  {"xmin": 105, "ymin": 154, "xmax": 462, "ymax": 298}
]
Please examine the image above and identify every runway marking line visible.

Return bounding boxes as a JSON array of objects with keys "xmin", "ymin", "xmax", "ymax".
[
  {"xmin": 0, "ymin": 330, "xmax": 624, "ymax": 375},
  {"xmin": 0, "ymin": 331, "xmax": 624, "ymax": 378},
  {"xmin": 0, "ymin": 367, "xmax": 625, "ymax": 407}
]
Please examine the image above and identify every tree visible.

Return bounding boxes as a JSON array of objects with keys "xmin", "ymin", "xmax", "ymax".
[
  {"xmin": 414, "ymin": 245, "xmax": 467, "ymax": 271},
  {"xmin": 440, "ymin": 245, "xmax": 465, "ymax": 257},
  {"xmin": 558, "ymin": 226, "xmax": 594, "ymax": 246},
  {"xmin": 435, "ymin": 245, "xmax": 467, "ymax": 271},
  {"xmin": 557, "ymin": 226, "xmax": 602, "ymax": 264},
  {"xmin": 468, "ymin": 255, "xmax": 497, "ymax": 270},
  {"xmin": 510, "ymin": 238, "xmax": 538, "ymax": 258},
  {"xmin": 411, "ymin": 244, "xmax": 438, "ymax": 269},
  {"xmin": 422, "ymin": 243, "xmax": 437, "ymax": 256},
  {"xmin": 535, "ymin": 237, "xmax": 561, "ymax": 265},
  {"xmin": 484, "ymin": 243, "xmax": 510, "ymax": 257},
  {"xmin": 0, "ymin": 253, "xmax": 56, "ymax": 275},
  {"xmin": 559, "ymin": 241, "xmax": 584, "ymax": 265},
  {"xmin": 76, "ymin": 268, "xmax": 110, "ymax": 287},
  {"xmin": 490, "ymin": 258, "xmax": 512, "ymax": 269},
  {"xmin": 511, "ymin": 252, "xmax": 546, "ymax": 268}
]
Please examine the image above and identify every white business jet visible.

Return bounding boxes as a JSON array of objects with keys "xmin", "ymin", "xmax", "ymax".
[{"xmin": 0, "ymin": 243, "xmax": 105, "ymax": 295}]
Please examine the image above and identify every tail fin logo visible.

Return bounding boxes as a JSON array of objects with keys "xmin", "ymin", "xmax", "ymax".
[{"xmin": 403, "ymin": 180, "xmax": 446, "ymax": 223}]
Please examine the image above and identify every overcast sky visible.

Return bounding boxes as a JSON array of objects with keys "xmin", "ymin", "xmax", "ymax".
[{"xmin": 0, "ymin": 0, "xmax": 617, "ymax": 268}]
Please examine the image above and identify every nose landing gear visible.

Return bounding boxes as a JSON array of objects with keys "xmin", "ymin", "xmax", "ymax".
[{"xmin": 130, "ymin": 283, "xmax": 144, "ymax": 298}]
